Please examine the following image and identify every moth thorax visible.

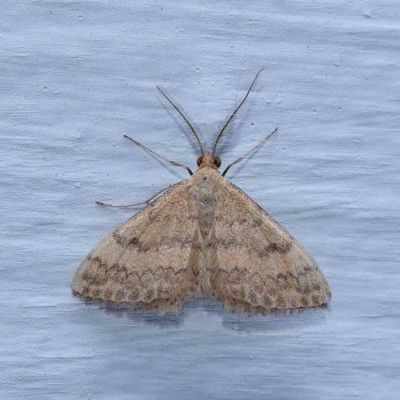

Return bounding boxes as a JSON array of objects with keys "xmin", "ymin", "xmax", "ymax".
[{"xmin": 196, "ymin": 154, "xmax": 221, "ymax": 170}]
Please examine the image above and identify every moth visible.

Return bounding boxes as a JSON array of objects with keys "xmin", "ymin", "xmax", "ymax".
[{"xmin": 72, "ymin": 70, "xmax": 331, "ymax": 315}]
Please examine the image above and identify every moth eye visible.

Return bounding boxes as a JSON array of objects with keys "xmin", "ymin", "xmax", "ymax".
[
  {"xmin": 196, "ymin": 156, "xmax": 203, "ymax": 166},
  {"xmin": 214, "ymin": 156, "xmax": 221, "ymax": 168}
]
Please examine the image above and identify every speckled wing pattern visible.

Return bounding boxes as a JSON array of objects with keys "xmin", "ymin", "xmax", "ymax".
[
  {"xmin": 201, "ymin": 169, "xmax": 331, "ymax": 314},
  {"xmin": 72, "ymin": 180, "xmax": 201, "ymax": 311}
]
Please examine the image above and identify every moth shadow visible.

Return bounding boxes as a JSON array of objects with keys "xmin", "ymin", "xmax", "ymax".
[
  {"xmin": 221, "ymin": 309, "xmax": 330, "ymax": 333},
  {"xmin": 78, "ymin": 297, "xmax": 188, "ymax": 328},
  {"xmin": 186, "ymin": 297, "xmax": 330, "ymax": 333},
  {"xmin": 76, "ymin": 296, "xmax": 330, "ymax": 331}
]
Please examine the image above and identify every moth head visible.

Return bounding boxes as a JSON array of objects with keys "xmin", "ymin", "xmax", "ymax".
[
  {"xmin": 156, "ymin": 69, "xmax": 265, "ymax": 176},
  {"xmin": 196, "ymin": 154, "xmax": 221, "ymax": 170}
]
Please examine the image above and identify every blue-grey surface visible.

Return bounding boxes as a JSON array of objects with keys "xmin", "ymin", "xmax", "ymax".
[{"xmin": 1, "ymin": 1, "xmax": 399, "ymax": 399}]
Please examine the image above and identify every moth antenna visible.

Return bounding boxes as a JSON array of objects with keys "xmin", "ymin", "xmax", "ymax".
[
  {"xmin": 212, "ymin": 68, "xmax": 264, "ymax": 156},
  {"xmin": 157, "ymin": 85, "xmax": 205, "ymax": 155}
]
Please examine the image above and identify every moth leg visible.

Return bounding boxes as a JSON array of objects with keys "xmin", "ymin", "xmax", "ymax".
[
  {"xmin": 124, "ymin": 134, "xmax": 193, "ymax": 176},
  {"xmin": 222, "ymin": 127, "xmax": 278, "ymax": 177},
  {"xmin": 95, "ymin": 183, "xmax": 176, "ymax": 208}
]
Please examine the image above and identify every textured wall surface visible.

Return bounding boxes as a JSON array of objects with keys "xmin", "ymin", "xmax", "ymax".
[{"xmin": 1, "ymin": 1, "xmax": 399, "ymax": 399}]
